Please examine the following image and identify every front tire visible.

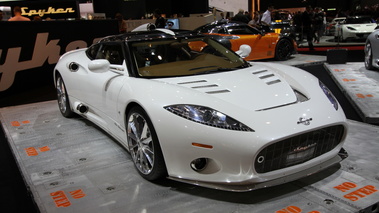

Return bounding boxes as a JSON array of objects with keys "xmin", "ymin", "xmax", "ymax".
[
  {"xmin": 365, "ymin": 42, "xmax": 374, "ymax": 70},
  {"xmin": 275, "ymin": 39, "xmax": 293, "ymax": 61},
  {"xmin": 56, "ymin": 74, "xmax": 75, "ymax": 118},
  {"xmin": 126, "ymin": 106, "xmax": 167, "ymax": 181}
]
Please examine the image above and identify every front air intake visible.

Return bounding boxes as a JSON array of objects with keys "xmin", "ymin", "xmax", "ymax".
[{"xmin": 254, "ymin": 125, "xmax": 345, "ymax": 173}]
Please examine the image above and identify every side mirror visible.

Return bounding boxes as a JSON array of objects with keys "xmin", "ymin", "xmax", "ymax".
[
  {"xmin": 88, "ymin": 59, "xmax": 110, "ymax": 73},
  {"xmin": 236, "ymin": 44, "xmax": 251, "ymax": 58},
  {"xmin": 132, "ymin": 23, "xmax": 156, "ymax": 32}
]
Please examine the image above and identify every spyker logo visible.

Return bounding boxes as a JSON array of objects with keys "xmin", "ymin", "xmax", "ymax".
[
  {"xmin": 297, "ymin": 117, "xmax": 313, "ymax": 125},
  {"xmin": 292, "ymin": 143, "xmax": 316, "ymax": 153}
]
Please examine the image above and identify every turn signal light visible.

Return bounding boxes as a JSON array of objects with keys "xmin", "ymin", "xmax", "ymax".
[{"xmin": 192, "ymin": 143, "xmax": 213, "ymax": 149}]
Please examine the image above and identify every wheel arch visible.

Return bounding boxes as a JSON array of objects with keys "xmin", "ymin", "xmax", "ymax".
[
  {"xmin": 364, "ymin": 41, "xmax": 374, "ymax": 70},
  {"xmin": 123, "ymin": 102, "xmax": 168, "ymax": 180},
  {"xmin": 53, "ymin": 69, "xmax": 61, "ymax": 88},
  {"xmin": 123, "ymin": 101, "xmax": 142, "ymax": 123}
]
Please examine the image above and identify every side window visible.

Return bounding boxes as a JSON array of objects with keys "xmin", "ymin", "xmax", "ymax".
[
  {"xmin": 86, "ymin": 43, "xmax": 101, "ymax": 60},
  {"xmin": 96, "ymin": 43, "xmax": 124, "ymax": 65},
  {"xmin": 228, "ymin": 26, "xmax": 260, "ymax": 35},
  {"xmin": 209, "ymin": 26, "xmax": 227, "ymax": 34},
  {"xmin": 216, "ymin": 27, "xmax": 227, "ymax": 34}
]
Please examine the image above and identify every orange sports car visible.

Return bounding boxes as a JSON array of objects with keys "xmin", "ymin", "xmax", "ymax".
[{"xmin": 194, "ymin": 21, "xmax": 297, "ymax": 61}]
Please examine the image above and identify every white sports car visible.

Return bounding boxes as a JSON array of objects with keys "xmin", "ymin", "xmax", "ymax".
[
  {"xmin": 335, "ymin": 16, "xmax": 377, "ymax": 41},
  {"xmin": 54, "ymin": 27, "xmax": 348, "ymax": 191},
  {"xmin": 365, "ymin": 28, "xmax": 379, "ymax": 70}
]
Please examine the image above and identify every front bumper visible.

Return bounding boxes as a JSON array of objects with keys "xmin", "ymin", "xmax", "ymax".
[{"xmin": 168, "ymin": 148, "xmax": 348, "ymax": 192}]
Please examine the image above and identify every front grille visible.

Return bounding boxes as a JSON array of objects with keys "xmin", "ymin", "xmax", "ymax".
[{"xmin": 254, "ymin": 125, "xmax": 345, "ymax": 173}]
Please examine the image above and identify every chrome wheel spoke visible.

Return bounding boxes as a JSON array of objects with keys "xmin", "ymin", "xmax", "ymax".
[
  {"xmin": 127, "ymin": 112, "xmax": 155, "ymax": 175},
  {"xmin": 127, "ymin": 119, "xmax": 139, "ymax": 142},
  {"xmin": 128, "ymin": 142, "xmax": 138, "ymax": 150},
  {"xmin": 57, "ymin": 78, "xmax": 67, "ymax": 113},
  {"xmin": 142, "ymin": 147, "xmax": 154, "ymax": 167},
  {"xmin": 365, "ymin": 44, "xmax": 372, "ymax": 68}
]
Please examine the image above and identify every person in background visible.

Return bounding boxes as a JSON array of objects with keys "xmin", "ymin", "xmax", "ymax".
[
  {"xmin": 248, "ymin": 11, "xmax": 261, "ymax": 29},
  {"xmin": 293, "ymin": 11, "xmax": 303, "ymax": 44},
  {"xmin": 232, "ymin": 9, "xmax": 249, "ymax": 23},
  {"xmin": 154, "ymin": 9, "xmax": 166, "ymax": 28},
  {"xmin": 115, "ymin": 13, "xmax": 127, "ymax": 33},
  {"xmin": 302, "ymin": 5, "xmax": 315, "ymax": 50},
  {"xmin": 33, "ymin": 16, "xmax": 42, "ymax": 21},
  {"xmin": 260, "ymin": 5, "xmax": 274, "ymax": 32},
  {"xmin": 8, "ymin": 6, "xmax": 30, "ymax": 21},
  {"xmin": 225, "ymin": 12, "xmax": 232, "ymax": 21},
  {"xmin": 244, "ymin": 11, "xmax": 252, "ymax": 22},
  {"xmin": 219, "ymin": 12, "xmax": 228, "ymax": 22},
  {"xmin": 313, "ymin": 7, "xmax": 324, "ymax": 43}
]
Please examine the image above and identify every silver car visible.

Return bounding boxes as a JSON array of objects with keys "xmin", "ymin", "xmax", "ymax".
[{"xmin": 365, "ymin": 28, "xmax": 379, "ymax": 70}]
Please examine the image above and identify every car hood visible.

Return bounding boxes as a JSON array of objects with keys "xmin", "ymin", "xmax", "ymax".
[{"xmin": 154, "ymin": 65, "xmax": 298, "ymax": 111}]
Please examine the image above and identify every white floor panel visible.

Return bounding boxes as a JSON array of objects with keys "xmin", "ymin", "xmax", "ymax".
[{"xmin": 1, "ymin": 101, "xmax": 378, "ymax": 213}]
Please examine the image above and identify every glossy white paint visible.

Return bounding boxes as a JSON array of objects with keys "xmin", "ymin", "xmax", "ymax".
[
  {"xmin": 54, "ymin": 40, "xmax": 348, "ymax": 191},
  {"xmin": 335, "ymin": 19, "xmax": 377, "ymax": 40}
]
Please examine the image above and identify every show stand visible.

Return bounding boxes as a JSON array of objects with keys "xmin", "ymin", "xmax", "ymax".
[{"xmin": 1, "ymin": 101, "xmax": 379, "ymax": 213}]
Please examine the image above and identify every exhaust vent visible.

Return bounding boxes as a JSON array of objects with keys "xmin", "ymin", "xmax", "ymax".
[{"xmin": 76, "ymin": 104, "xmax": 88, "ymax": 113}]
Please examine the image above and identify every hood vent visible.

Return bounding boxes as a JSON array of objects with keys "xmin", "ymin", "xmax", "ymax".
[
  {"xmin": 192, "ymin": 84, "xmax": 218, "ymax": 89},
  {"xmin": 206, "ymin": 89, "xmax": 230, "ymax": 94},
  {"xmin": 176, "ymin": 80, "xmax": 230, "ymax": 94},
  {"xmin": 252, "ymin": 70, "xmax": 281, "ymax": 85},
  {"xmin": 178, "ymin": 80, "xmax": 207, "ymax": 85}
]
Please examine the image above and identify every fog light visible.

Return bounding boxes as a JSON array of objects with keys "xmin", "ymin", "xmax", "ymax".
[
  {"xmin": 257, "ymin": 156, "xmax": 265, "ymax": 163},
  {"xmin": 190, "ymin": 158, "xmax": 208, "ymax": 172}
]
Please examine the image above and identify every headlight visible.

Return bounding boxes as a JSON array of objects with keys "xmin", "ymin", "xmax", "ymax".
[
  {"xmin": 319, "ymin": 81, "xmax": 338, "ymax": 110},
  {"xmin": 164, "ymin": 104, "xmax": 254, "ymax": 132},
  {"xmin": 347, "ymin": 26, "xmax": 356, "ymax": 31}
]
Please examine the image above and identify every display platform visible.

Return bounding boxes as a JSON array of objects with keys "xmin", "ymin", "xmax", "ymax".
[
  {"xmin": 268, "ymin": 53, "xmax": 327, "ymax": 68},
  {"xmin": 297, "ymin": 36, "xmax": 365, "ymax": 52},
  {"xmin": 324, "ymin": 63, "xmax": 379, "ymax": 124},
  {"xmin": 1, "ymin": 100, "xmax": 379, "ymax": 213}
]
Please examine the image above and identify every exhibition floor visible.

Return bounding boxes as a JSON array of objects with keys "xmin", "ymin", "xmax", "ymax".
[
  {"xmin": 297, "ymin": 35, "xmax": 366, "ymax": 52},
  {"xmin": 1, "ymin": 51, "xmax": 379, "ymax": 213}
]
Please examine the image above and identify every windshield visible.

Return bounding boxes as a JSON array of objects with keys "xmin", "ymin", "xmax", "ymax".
[
  {"xmin": 131, "ymin": 37, "xmax": 248, "ymax": 77},
  {"xmin": 346, "ymin": 17, "xmax": 375, "ymax": 24}
]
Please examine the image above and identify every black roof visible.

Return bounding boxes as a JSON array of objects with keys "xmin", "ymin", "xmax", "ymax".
[
  {"xmin": 194, "ymin": 20, "xmax": 252, "ymax": 33},
  {"xmin": 98, "ymin": 29, "xmax": 201, "ymax": 43}
]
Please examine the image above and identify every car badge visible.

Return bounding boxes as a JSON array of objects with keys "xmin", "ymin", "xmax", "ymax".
[
  {"xmin": 292, "ymin": 143, "xmax": 316, "ymax": 153},
  {"xmin": 297, "ymin": 117, "xmax": 313, "ymax": 125}
]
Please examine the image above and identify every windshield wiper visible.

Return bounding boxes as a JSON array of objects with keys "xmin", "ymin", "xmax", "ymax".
[
  {"xmin": 190, "ymin": 67, "xmax": 238, "ymax": 75},
  {"xmin": 188, "ymin": 66, "xmax": 218, "ymax": 71}
]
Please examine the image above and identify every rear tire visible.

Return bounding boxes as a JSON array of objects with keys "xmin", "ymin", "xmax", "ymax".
[
  {"xmin": 364, "ymin": 42, "xmax": 375, "ymax": 70},
  {"xmin": 126, "ymin": 106, "xmax": 167, "ymax": 181},
  {"xmin": 56, "ymin": 74, "xmax": 75, "ymax": 118},
  {"xmin": 275, "ymin": 39, "xmax": 293, "ymax": 61}
]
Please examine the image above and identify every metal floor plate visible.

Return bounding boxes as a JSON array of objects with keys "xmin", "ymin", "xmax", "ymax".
[
  {"xmin": 325, "ymin": 62, "xmax": 379, "ymax": 124},
  {"xmin": 1, "ymin": 100, "xmax": 379, "ymax": 213}
]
